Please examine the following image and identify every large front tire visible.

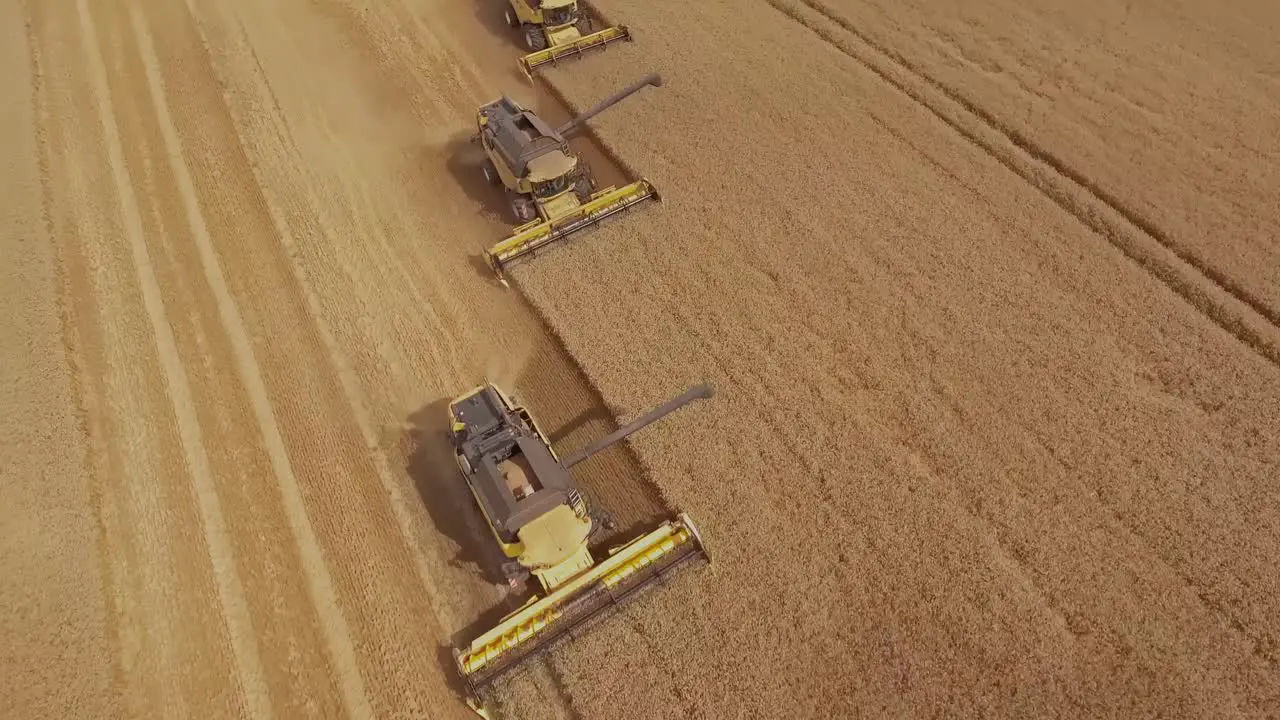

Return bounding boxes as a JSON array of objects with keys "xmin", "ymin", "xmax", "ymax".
[
  {"xmin": 510, "ymin": 195, "xmax": 537, "ymax": 223},
  {"xmin": 501, "ymin": 560, "xmax": 530, "ymax": 592},
  {"xmin": 524, "ymin": 26, "xmax": 548, "ymax": 51},
  {"xmin": 573, "ymin": 175, "xmax": 593, "ymax": 204}
]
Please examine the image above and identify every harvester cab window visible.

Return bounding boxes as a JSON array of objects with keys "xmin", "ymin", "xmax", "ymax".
[
  {"xmin": 543, "ymin": 7, "xmax": 575, "ymax": 26},
  {"xmin": 532, "ymin": 175, "xmax": 570, "ymax": 199}
]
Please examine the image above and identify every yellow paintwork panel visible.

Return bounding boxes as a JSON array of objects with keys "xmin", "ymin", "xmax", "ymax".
[
  {"xmin": 516, "ymin": 504, "xmax": 592, "ymax": 580},
  {"xmin": 518, "ymin": 24, "xmax": 632, "ymax": 79},
  {"xmin": 484, "ymin": 178, "xmax": 659, "ymax": 282}
]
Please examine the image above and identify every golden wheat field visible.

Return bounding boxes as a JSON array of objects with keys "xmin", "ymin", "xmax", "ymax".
[{"xmin": 3, "ymin": 0, "xmax": 1278, "ymax": 718}]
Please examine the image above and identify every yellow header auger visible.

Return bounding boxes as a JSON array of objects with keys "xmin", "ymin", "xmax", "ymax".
[
  {"xmin": 501, "ymin": 0, "xmax": 633, "ymax": 80},
  {"xmin": 445, "ymin": 383, "xmax": 713, "ymax": 717},
  {"xmin": 472, "ymin": 73, "xmax": 663, "ymax": 285}
]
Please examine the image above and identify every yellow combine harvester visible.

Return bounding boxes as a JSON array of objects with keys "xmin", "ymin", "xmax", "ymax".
[
  {"xmin": 473, "ymin": 73, "xmax": 662, "ymax": 285},
  {"xmin": 446, "ymin": 382, "xmax": 713, "ymax": 717},
  {"xmin": 502, "ymin": 0, "xmax": 633, "ymax": 80}
]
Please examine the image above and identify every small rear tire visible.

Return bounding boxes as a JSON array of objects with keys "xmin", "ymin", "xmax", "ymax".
[
  {"xmin": 504, "ymin": 7, "xmax": 517, "ymax": 27},
  {"xmin": 481, "ymin": 161, "xmax": 498, "ymax": 185}
]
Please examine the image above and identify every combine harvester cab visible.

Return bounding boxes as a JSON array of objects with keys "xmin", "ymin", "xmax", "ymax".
[
  {"xmin": 445, "ymin": 383, "xmax": 714, "ymax": 717},
  {"xmin": 472, "ymin": 73, "xmax": 664, "ymax": 285},
  {"xmin": 503, "ymin": 0, "xmax": 634, "ymax": 81}
]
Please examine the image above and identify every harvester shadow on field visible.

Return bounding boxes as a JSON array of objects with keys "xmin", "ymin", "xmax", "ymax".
[
  {"xmin": 471, "ymin": 0, "xmax": 522, "ymax": 48},
  {"xmin": 406, "ymin": 398, "xmax": 510, "ymax": 587},
  {"xmin": 442, "ymin": 133, "xmax": 516, "ymax": 225},
  {"xmin": 545, "ymin": 404, "xmax": 617, "ymax": 445},
  {"xmin": 425, "ymin": 134, "xmax": 516, "ymax": 283}
]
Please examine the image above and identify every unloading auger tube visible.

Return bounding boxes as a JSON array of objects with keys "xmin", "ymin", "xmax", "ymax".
[
  {"xmin": 556, "ymin": 72, "xmax": 662, "ymax": 137},
  {"xmin": 560, "ymin": 382, "xmax": 713, "ymax": 468}
]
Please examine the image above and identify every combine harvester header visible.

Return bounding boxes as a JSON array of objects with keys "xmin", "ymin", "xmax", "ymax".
[
  {"xmin": 519, "ymin": 24, "xmax": 632, "ymax": 80},
  {"xmin": 445, "ymin": 383, "xmax": 714, "ymax": 716},
  {"xmin": 483, "ymin": 178, "xmax": 659, "ymax": 280},
  {"xmin": 500, "ymin": 0, "xmax": 634, "ymax": 81}
]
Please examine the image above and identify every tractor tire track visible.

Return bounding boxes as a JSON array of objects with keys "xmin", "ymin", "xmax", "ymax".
[
  {"xmin": 766, "ymin": 0, "xmax": 1280, "ymax": 369},
  {"xmin": 175, "ymin": 0, "xmax": 487, "ymax": 664},
  {"xmin": 24, "ymin": 6, "xmax": 135, "ymax": 712},
  {"xmin": 3, "ymin": 0, "xmax": 118, "ymax": 715},
  {"xmin": 86, "ymin": 0, "xmax": 354, "ymax": 712},
  {"xmin": 123, "ymin": 3, "xmax": 372, "ymax": 716},
  {"xmin": 71, "ymin": 0, "xmax": 267, "ymax": 713},
  {"xmin": 117, "ymin": 0, "xmax": 473, "ymax": 714}
]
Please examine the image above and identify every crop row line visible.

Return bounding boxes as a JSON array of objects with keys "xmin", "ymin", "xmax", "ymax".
[{"xmin": 767, "ymin": 0, "xmax": 1280, "ymax": 369}]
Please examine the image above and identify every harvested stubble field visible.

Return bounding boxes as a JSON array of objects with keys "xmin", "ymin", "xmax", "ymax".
[
  {"xmin": 3, "ymin": 0, "xmax": 1279, "ymax": 718},
  {"xmin": 4, "ymin": 0, "xmax": 660, "ymax": 717}
]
